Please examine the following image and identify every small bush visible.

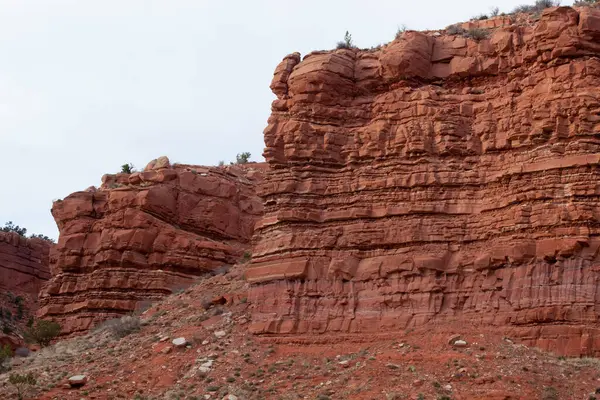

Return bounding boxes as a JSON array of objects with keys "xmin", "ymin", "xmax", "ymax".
[
  {"xmin": 574, "ymin": 0, "xmax": 598, "ymax": 5},
  {"xmin": 0, "ymin": 344, "xmax": 12, "ymax": 372},
  {"xmin": 96, "ymin": 315, "xmax": 141, "ymax": 338},
  {"xmin": 120, "ymin": 163, "xmax": 135, "ymax": 174},
  {"xmin": 29, "ymin": 233, "xmax": 55, "ymax": 243},
  {"xmin": 24, "ymin": 320, "xmax": 61, "ymax": 347},
  {"xmin": 1, "ymin": 221, "xmax": 26, "ymax": 236},
  {"xmin": 446, "ymin": 24, "xmax": 466, "ymax": 35},
  {"xmin": 512, "ymin": 0, "xmax": 560, "ymax": 14},
  {"xmin": 474, "ymin": 13, "xmax": 489, "ymax": 20},
  {"xmin": 8, "ymin": 372, "xmax": 36, "ymax": 400},
  {"xmin": 241, "ymin": 251, "xmax": 252, "ymax": 263},
  {"xmin": 490, "ymin": 6, "xmax": 500, "ymax": 16},
  {"xmin": 336, "ymin": 31, "xmax": 354, "ymax": 49},
  {"xmin": 395, "ymin": 24, "xmax": 407, "ymax": 39},
  {"xmin": 466, "ymin": 28, "xmax": 490, "ymax": 41},
  {"xmin": 235, "ymin": 152, "xmax": 251, "ymax": 164}
]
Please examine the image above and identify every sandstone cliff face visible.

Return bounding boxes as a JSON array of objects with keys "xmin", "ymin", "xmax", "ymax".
[
  {"xmin": 247, "ymin": 6, "xmax": 600, "ymax": 356},
  {"xmin": 39, "ymin": 159, "xmax": 265, "ymax": 335},
  {"xmin": 0, "ymin": 231, "xmax": 51, "ymax": 299}
]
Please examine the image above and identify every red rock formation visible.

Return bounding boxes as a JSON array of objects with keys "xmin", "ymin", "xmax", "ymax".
[
  {"xmin": 0, "ymin": 231, "xmax": 51, "ymax": 301},
  {"xmin": 248, "ymin": 6, "xmax": 600, "ymax": 356},
  {"xmin": 38, "ymin": 158, "xmax": 265, "ymax": 335}
]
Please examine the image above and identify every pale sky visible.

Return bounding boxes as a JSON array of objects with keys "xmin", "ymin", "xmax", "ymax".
[{"xmin": 0, "ymin": 0, "xmax": 574, "ymax": 239}]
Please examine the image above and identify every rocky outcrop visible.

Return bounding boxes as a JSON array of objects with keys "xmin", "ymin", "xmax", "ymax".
[
  {"xmin": 38, "ymin": 158, "xmax": 265, "ymax": 335},
  {"xmin": 247, "ymin": 6, "xmax": 600, "ymax": 356},
  {"xmin": 0, "ymin": 231, "xmax": 51, "ymax": 300}
]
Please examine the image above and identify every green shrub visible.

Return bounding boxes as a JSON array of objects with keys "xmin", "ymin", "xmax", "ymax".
[
  {"xmin": 8, "ymin": 372, "xmax": 36, "ymax": 400},
  {"xmin": 0, "ymin": 344, "xmax": 12, "ymax": 372},
  {"xmin": 120, "ymin": 163, "xmax": 135, "ymax": 174},
  {"xmin": 29, "ymin": 233, "xmax": 55, "ymax": 243},
  {"xmin": 574, "ymin": 0, "xmax": 598, "ymax": 5},
  {"xmin": 235, "ymin": 152, "xmax": 251, "ymax": 164},
  {"xmin": 336, "ymin": 31, "xmax": 354, "ymax": 49},
  {"xmin": 1, "ymin": 221, "xmax": 26, "ymax": 236},
  {"xmin": 24, "ymin": 319, "xmax": 61, "ymax": 347}
]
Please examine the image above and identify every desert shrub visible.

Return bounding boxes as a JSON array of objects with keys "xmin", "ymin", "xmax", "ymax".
[
  {"xmin": 395, "ymin": 24, "xmax": 407, "ymax": 39},
  {"xmin": 0, "ymin": 344, "xmax": 12, "ymax": 372},
  {"xmin": 29, "ymin": 233, "xmax": 55, "ymax": 243},
  {"xmin": 241, "ymin": 251, "xmax": 252, "ymax": 263},
  {"xmin": 24, "ymin": 319, "xmax": 61, "ymax": 347},
  {"xmin": 542, "ymin": 386, "xmax": 559, "ymax": 400},
  {"xmin": 336, "ymin": 31, "xmax": 354, "ymax": 49},
  {"xmin": 120, "ymin": 163, "xmax": 135, "ymax": 174},
  {"xmin": 218, "ymin": 160, "xmax": 225, "ymax": 166},
  {"xmin": 446, "ymin": 24, "xmax": 466, "ymax": 35},
  {"xmin": 490, "ymin": 6, "xmax": 500, "ymax": 16},
  {"xmin": 97, "ymin": 315, "xmax": 141, "ymax": 338},
  {"xmin": 8, "ymin": 372, "xmax": 36, "ymax": 400},
  {"xmin": 574, "ymin": 0, "xmax": 598, "ymax": 5},
  {"xmin": 512, "ymin": 0, "xmax": 560, "ymax": 14},
  {"xmin": 466, "ymin": 28, "xmax": 490, "ymax": 41},
  {"xmin": 1, "ymin": 221, "xmax": 27, "ymax": 236},
  {"xmin": 235, "ymin": 152, "xmax": 251, "ymax": 164},
  {"xmin": 474, "ymin": 13, "xmax": 489, "ymax": 20}
]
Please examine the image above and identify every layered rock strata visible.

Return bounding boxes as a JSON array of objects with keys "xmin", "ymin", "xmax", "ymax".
[
  {"xmin": 0, "ymin": 231, "xmax": 51, "ymax": 300},
  {"xmin": 38, "ymin": 158, "xmax": 265, "ymax": 335},
  {"xmin": 247, "ymin": 6, "xmax": 600, "ymax": 355}
]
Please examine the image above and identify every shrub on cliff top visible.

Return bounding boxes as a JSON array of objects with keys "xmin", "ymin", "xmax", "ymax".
[
  {"xmin": 466, "ymin": 27, "xmax": 490, "ymax": 41},
  {"xmin": 574, "ymin": 0, "xmax": 598, "ymax": 6},
  {"xmin": 120, "ymin": 162, "xmax": 135, "ymax": 174},
  {"xmin": 336, "ymin": 31, "xmax": 354, "ymax": 49},
  {"xmin": 512, "ymin": 0, "xmax": 560, "ymax": 14},
  {"xmin": 24, "ymin": 319, "xmax": 61, "ymax": 347},
  {"xmin": 2, "ymin": 221, "xmax": 27, "ymax": 236},
  {"xmin": 235, "ymin": 152, "xmax": 251, "ymax": 164}
]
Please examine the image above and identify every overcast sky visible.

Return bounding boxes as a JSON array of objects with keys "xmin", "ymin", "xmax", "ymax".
[{"xmin": 0, "ymin": 0, "xmax": 575, "ymax": 239}]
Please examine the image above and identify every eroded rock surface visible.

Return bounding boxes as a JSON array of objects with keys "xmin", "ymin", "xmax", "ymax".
[
  {"xmin": 248, "ymin": 6, "xmax": 600, "ymax": 355},
  {"xmin": 0, "ymin": 231, "xmax": 51, "ymax": 301},
  {"xmin": 39, "ymin": 158, "xmax": 265, "ymax": 335}
]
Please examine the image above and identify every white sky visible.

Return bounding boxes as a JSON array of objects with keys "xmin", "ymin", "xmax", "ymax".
[{"xmin": 0, "ymin": 0, "xmax": 575, "ymax": 239}]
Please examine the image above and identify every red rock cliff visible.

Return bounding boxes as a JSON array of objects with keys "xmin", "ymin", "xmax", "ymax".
[
  {"xmin": 0, "ymin": 231, "xmax": 51, "ymax": 300},
  {"xmin": 247, "ymin": 6, "xmax": 600, "ymax": 356},
  {"xmin": 38, "ymin": 157, "xmax": 265, "ymax": 335}
]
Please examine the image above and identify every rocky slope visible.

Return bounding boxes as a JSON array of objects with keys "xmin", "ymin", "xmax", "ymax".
[
  {"xmin": 4, "ymin": 263, "xmax": 600, "ymax": 400},
  {"xmin": 38, "ymin": 157, "xmax": 266, "ymax": 335},
  {"xmin": 247, "ymin": 6, "xmax": 600, "ymax": 356}
]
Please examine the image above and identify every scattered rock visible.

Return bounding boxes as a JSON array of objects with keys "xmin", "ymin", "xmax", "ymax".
[
  {"xmin": 172, "ymin": 337, "xmax": 187, "ymax": 347},
  {"xmin": 214, "ymin": 330, "xmax": 227, "ymax": 339},
  {"xmin": 448, "ymin": 334, "xmax": 462, "ymax": 345},
  {"xmin": 14, "ymin": 347, "xmax": 30, "ymax": 357},
  {"xmin": 68, "ymin": 375, "xmax": 88, "ymax": 388},
  {"xmin": 222, "ymin": 395, "xmax": 238, "ymax": 400},
  {"xmin": 161, "ymin": 346, "xmax": 172, "ymax": 354},
  {"xmin": 453, "ymin": 340, "xmax": 468, "ymax": 348}
]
